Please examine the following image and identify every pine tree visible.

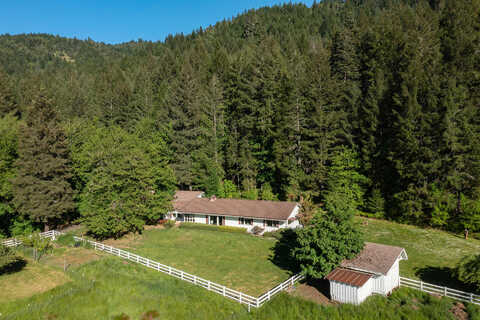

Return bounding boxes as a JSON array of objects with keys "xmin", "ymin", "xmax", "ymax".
[{"xmin": 12, "ymin": 93, "xmax": 75, "ymax": 230}]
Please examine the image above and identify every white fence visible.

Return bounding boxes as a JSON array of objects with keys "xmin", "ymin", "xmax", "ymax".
[
  {"xmin": 2, "ymin": 230, "xmax": 303, "ymax": 310},
  {"xmin": 400, "ymin": 277, "xmax": 480, "ymax": 306},
  {"xmin": 1, "ymin": 230, "xmax": 57, "ymax": 247}
]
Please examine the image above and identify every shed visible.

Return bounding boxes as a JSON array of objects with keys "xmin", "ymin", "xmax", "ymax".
[{"xmin": 326, "ymin": 242, "xmax": 408, "ymax": 305}]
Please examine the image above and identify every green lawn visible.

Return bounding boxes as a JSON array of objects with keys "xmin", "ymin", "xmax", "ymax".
[
  {"xmin": 359, "ymin": 217, "xmax": 480, "ymax": 291},
  {"xmin": 1, "ymin": 257, "xmax": 478, "ymax": 320},
  {"xmin": 105, "ymin": 226, "xmax": 291, "ymax": 296},
  {"xmin": 2, "ymin": 221, "xmax": 480, "ymax": 319}
]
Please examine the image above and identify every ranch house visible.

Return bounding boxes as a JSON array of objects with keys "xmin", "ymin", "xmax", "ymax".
[
  {"xmin": 326, "ymin": 242, "xmax": 408, "ymax": 305},
  {"xmin": 168, "ymin": 191, "xmax": 301, "ymax": 232}
]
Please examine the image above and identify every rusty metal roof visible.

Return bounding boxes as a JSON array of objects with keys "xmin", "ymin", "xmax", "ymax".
[{"xmin": 326, "ymin": 268, "xmax": 373, "ymax": 287}]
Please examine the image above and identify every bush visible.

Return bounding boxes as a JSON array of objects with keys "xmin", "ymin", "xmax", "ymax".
[
  {"xmin": 456, "ymin": 254, "xmax": 480, "ymax": 291},
  {"xmin": 263, "ymin": 229, "xmax": 284, "ymax": 240},
  {"xmin": 56, "ymin": 234, "xmax": 77, "ymax": 247},
  {"xmin": 251, "ymin": 226, "xmax": 264, "ymax": 235},
  {"xmin": 179, "ymin": 223, "xmax": 247, "ymax": 234},
  {"xmin": 163, "ymin": 220, "xmax": 176, "ymax": 229}
]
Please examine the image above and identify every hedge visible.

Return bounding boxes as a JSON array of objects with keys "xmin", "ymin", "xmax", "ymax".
[{"xmin": 179, "ymin": 222, "xmax": 248, "ymax": 234}]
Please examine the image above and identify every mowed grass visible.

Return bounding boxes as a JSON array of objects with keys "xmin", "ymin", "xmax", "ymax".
[
  {"xmin": 2, "ymin": 257, "xmax": 479, "ymax": 320},
  {"xmin": 359, "ymin": 217, "xmax": 480, "ymax": 291},
  {"xmin": 105, "ymin": 227, "xmax": 290, "ymax": 296}
]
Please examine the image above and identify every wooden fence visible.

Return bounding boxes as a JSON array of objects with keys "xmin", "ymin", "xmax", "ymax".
[
  {"xmin": 400, "ymin": 277, "xmax": 480, "ymax": 305},
  {"xmin": 2, "ymin": 230, "xmax": 303, "ymax": 310}
]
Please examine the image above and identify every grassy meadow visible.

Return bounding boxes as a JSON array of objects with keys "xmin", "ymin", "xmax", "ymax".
[
  {"xmin": 1, "ymin": 256, "xmax": 479, "ymax": 320},
  {"xmin": 1, "ymin": 218, "xmax": 480, "ymax": 319}
]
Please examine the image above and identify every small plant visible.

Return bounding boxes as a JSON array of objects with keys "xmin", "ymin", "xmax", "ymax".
[
  {"xmin": 263, "ymin": 229, "xmax": 283, "ymax": 240},
  {"xmin": 455, "ymin": 254, "xmax": 480, "ymax": 291},
  {"xmin": 112, "ymin": 313, "xmax": 130, "ymax": 320},
  {"xmin": 251, "ymin": 226, "xmax": 264, "ymax": 235},
  {"xmin": 56, "ymin": 234, "xmax": 76, "ymax": 247},
  {"xmin": 141, "ymin": 310, "xmax": 160, "ymax": 320},
  {"xmin": 163, "ymin": 220, "xmax": 176, "ymax": 229},
  {"xmin": 21, "ymin": 233, "xmax": 53, "ymax": 262},
  {"xmin": 179, "ymin": 223, "xmax": 247, "ymax": 234}
]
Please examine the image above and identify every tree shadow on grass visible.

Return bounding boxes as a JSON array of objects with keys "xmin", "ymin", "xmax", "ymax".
[
  {"xmin": 415, "ymin": 266, "xmax": 478, "ymax": 293},
  {"xmin": 269, "ymin": 229, "xmax": 301, "ymax": 274},
  {"xmin": 0, "ymin": 257, "xmax": 27, "ymax": 275}
]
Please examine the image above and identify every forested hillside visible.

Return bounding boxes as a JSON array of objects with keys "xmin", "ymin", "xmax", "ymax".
[{"xmin": 0, "ymin": 0, "xmax": 479, "ymax": 237}]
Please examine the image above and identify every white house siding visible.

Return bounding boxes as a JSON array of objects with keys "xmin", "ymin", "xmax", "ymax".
[
  {"xmin": 330, "ymin": 281, "xmax": 360, "ymax": 305},
  {"xmin": 357, "ymin": 278, "xmax": 373, "ymax": 304},
  {"xmin": 170, "ymin": 203, "xmax": 301, "ymax": 232},
  {"xmin": 372, "ymin": 275, "xmax": 385, "ymax": 294},
  {"xmin": 384, "ymin": 259, "xmax": 400, "ymax": 294}
]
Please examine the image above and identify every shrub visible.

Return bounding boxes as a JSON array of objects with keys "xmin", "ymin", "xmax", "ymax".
[
  {"xmin": 251, "ymin": 226, "xmax": 264, "ymax": 235},
  {"xmin": 179, "ymin": 222, "xmax": 247, "ymax": 234},
  {"xmin": 263, "ymin": 229, "xmax": 284, "ymax": 240},
  {"xmin": 21, "ymin": 233, "xmax": 53, "ymax": 262},
  {"xmin": 455, "ymin": 254, "xmax": 480, "ymax": 291},
  {"xmin": 56, "ymin": 234, "xmax": 77, "ymax": 247},
  {"xmin": 163, "ymin": 220, "xmax": 176, "ymax": 229}
]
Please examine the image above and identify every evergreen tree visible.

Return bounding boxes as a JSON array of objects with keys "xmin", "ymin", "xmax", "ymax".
[{"xmin": 12, "ymin": 93, "xmax": 75, "ymax": 230}]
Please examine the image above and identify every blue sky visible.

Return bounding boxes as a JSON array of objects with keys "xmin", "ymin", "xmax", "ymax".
[{"xmin": 0, "ymin": 1, "xmax": 314, "ymax": 44}]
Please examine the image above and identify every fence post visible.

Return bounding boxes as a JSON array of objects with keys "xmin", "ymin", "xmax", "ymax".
[
  {"xmin": 181, "ymin": 271, "xmax": 184, "ymax": 280},
  {"xmin": 444, "ymin": 287, "xmax": 447, "ymax": 296},
  {"xmin": 207, "ymin": 281, "xmax": 211, "ymax": 290},
  {"xmin": 471, "ymin": 293, "xmax": 474, "ymax": 303},
  {"xmin": 223, "ymin": 286, "xmax": 226, "ymax": 296},
  {"xmin": 291, "ymin": 277, "xmax": 294, "ymax": 287},
  {"xmin": 193, "ymin": 276, "xmax": 196, "ymax": 285},
  {"xmin": 420, "ymin": 281, "xmax": 423, "ymax": 291},
  {"xmin": 168, "ymin": 266, "xmax": 172, "ymax": 275}
]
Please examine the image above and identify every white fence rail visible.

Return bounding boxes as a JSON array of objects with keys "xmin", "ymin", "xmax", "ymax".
[
  {"xmin": 400, "ymin": 277, "xmax": 480, "ymax": 306},
  {"xmin": 2, "ymin": 230, "xmax": 303, "ymax": 310},
  {"xmin": 1, "ymin": 230, "xmax": 57, "ymax": 247}
]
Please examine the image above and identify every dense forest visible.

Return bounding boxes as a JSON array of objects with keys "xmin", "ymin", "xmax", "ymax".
[{"xmin": 0, "ymin": 0, "xmax": 479, "ymax": 238}]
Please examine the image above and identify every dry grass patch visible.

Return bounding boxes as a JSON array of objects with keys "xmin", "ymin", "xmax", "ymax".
[{"xmin": 0, "ymin": 260, "xmax": 70, "ymax": 303}]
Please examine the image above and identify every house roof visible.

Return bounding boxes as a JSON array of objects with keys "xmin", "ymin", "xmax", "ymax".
[
  {"xmin": 340, "ymin": 242, "xmax": 407, "ymax": 276},
  {"xmin": 326, "ymin": 268, "xmax": 373, "ymax": 287},
  {"xmin": 174, "ymin": 195, "xmax": 298, "ymax": 221},
  {"xmin": 173, "ymin": 191, "xmax": 204, "ymax": 211}
]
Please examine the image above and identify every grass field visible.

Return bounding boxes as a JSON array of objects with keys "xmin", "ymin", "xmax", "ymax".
[
  {"xmin": 359, "ymin": 217, "xmax": 480, "ymax": 291},
  {"xmin": 104, "ymin": 226, "xmax": 291, "ymax": 296},
  {"xmin": 2, "ymin": 220, "xmax": 480, "ymax": 319},
  {"xmin": 1, "ymin": 257, "xmax": 478, "ymax": 320}
]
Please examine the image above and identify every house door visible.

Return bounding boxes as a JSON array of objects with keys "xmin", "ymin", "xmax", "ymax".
[
  {"xmin": 209, "ymin": 215, "xmax": 217, "ymax": 225},
  {"xmin": 219, "ymin": 216, "xmax": 225, "ymax": 226}
]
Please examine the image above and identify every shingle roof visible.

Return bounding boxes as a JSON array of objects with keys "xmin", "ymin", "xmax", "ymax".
[
  {"xmin": 173, "ymin": 191, "xmax": 204, "ymax": 211},
  {"xmin": 340, "ymin": 242, "xmax": 407, "ymax": 275},
  {"xmin": 326, "ymin": 268, "xmax": 373, "ymax": 287},
  {"xmin": 174, "ymin": 196, "xmax": 298, "ymax": 221}
]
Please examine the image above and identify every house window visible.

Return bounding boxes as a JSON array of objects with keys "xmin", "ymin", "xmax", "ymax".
[
  {"xmin": 239, "ymin": 218, "xmax": 253, "ymax": 225},
  {"xmin": 185, "ymin": 214, "xmax": 195, "ymax": 222},
  {"xmin": 265, "ymin": 220, "xmax": 280, "ymax": 228}
]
